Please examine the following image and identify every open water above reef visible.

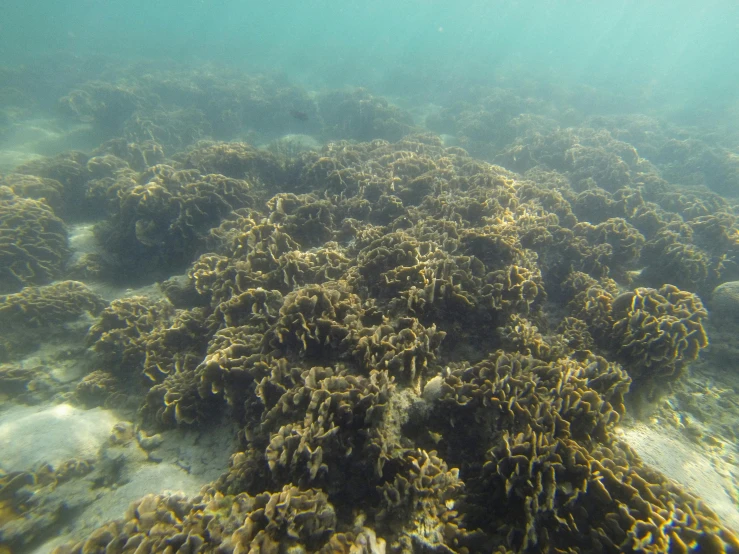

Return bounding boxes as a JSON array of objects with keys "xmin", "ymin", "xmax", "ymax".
[{"xmin": 1, "ymin": 1, "xmax": 739, "ymax": 553}]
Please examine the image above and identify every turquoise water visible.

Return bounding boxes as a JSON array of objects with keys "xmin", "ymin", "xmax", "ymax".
[{"xmin": 2, "ymin": 1, "xmax": 738, "ymax": 112}]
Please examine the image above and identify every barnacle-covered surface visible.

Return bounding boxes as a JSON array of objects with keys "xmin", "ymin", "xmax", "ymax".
[{"xmin": 1, "ymin": 57, "xmax": 739, "ymax": 554}]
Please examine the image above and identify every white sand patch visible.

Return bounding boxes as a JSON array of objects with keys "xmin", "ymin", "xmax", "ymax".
[
  {"xmin": 1, "ymin": 120, "xmax": 63, "ymax": 146},
  {"xmin": 68, "ymin": 223, "xmax": 99, "ymax": 255},
  {"xmin": 30, "ymin": 422, "xmax": 236, "ymax": 554},
  {"xmin": 0, "ymin": 149, "xmax": 43, "ymax": 172},
  {"xmin": 619, "ymin": 422, "xmax": 739, "ymax": 532},
  {"xmin": 0, "ymin": 403, "xmax": 118, "ymax": 471}
]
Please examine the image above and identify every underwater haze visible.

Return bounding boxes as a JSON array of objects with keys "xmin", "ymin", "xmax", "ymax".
[
  {"xmin": 2, "ymin": 1, "xmax": 739, "ymax": 553},
  {"xmin": 3, "ymin": 1, "xmax": 739, "ymax": 115}
]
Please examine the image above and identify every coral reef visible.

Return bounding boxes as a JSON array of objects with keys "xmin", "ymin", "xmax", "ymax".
[
  {"xmin": 1, "ymin": 459, "xmax": 95, "ymax": 552},
  {"xmin": 58, "ymin": 81, "xmax": 140, "ymax": 135},
  {"xmin": 69, "ymin": 127, "xmax": 734, "ymax": 550},
  {"xmin": 91, "ymin": 138, "xmax": 166, "ymax": 172},
  {"xmin": 654, "ymin": 138, "xmax": 739, "ymax": 197},
  {"xmin": 419, "ymin": 350, "xmax": 739, "ymax": 552},
  {"xmin": 139, "ymin": 368, "xmax": 211, "ymax": 428},
  {"xmin": 565, "ymin": 277, "xmax": 709, "ymax": 405},
  {"xmin": 57, "ymin": 66, "xmax": 324, "ymax": 149},
  {"xmin": 4, "ymin": 61, "xmax": 739, "ymax": 551},
  {"xmin": 176, "ymin": 141, "xmax": 285, "ymax": 185},
  {"xmin": 0, "ymin": 363, "xmax": 57, "ymax": 404},
  {"xmin": 0, "ymin": 280, "xmax": 105, "ymax": 328},
  {"xmin": 0, "ymin": 173, "xmax": 65, "ymax": 215},
  {"xmin": 610, "ymin": 285, "xmax": 709, "ymax": 400},
  {"xmin": 124, "ymin": 107, "xmax": 212, "ymax": 151},
  {"xmin": 51, "ymin": 487, "xmax": 338, "ymax": 554},
  {"xmin": 13, "ymin": 151, "xmax": 93, "ymax": 220},
  {"xmin": 73, "ymin": 370, "xmax": 124, "ymax": 409},
  {"xmin": 86, "ymin": 297, "xmax": 216, "ymax": 418},
  {"xmin": 710, "ymin": 280, "xmax": 739, "ymax": 321},
  {"xmin": 426, "ymin": 88, "xmax": 555, "ymax": 160}
]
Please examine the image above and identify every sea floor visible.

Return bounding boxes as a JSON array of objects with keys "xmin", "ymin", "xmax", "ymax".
[
  {"xmin": 2, "ymin": 288, "xmax": 737, "ymax": 549},
  {"xmin": 0, "ymin": 293, "xmax": 236, "ymax": 553},
  {"xmin": 620, "ymin": 338, "xmax": 739, "ymax": 533},
  {"xmin": 29, "ymin": 420, "xmax": 236, "ymax": 554}
]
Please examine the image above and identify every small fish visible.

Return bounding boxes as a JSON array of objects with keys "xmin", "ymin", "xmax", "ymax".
[{"xmin": 289, "ymin": 109, "xmax": 309, "ymax": 121}]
